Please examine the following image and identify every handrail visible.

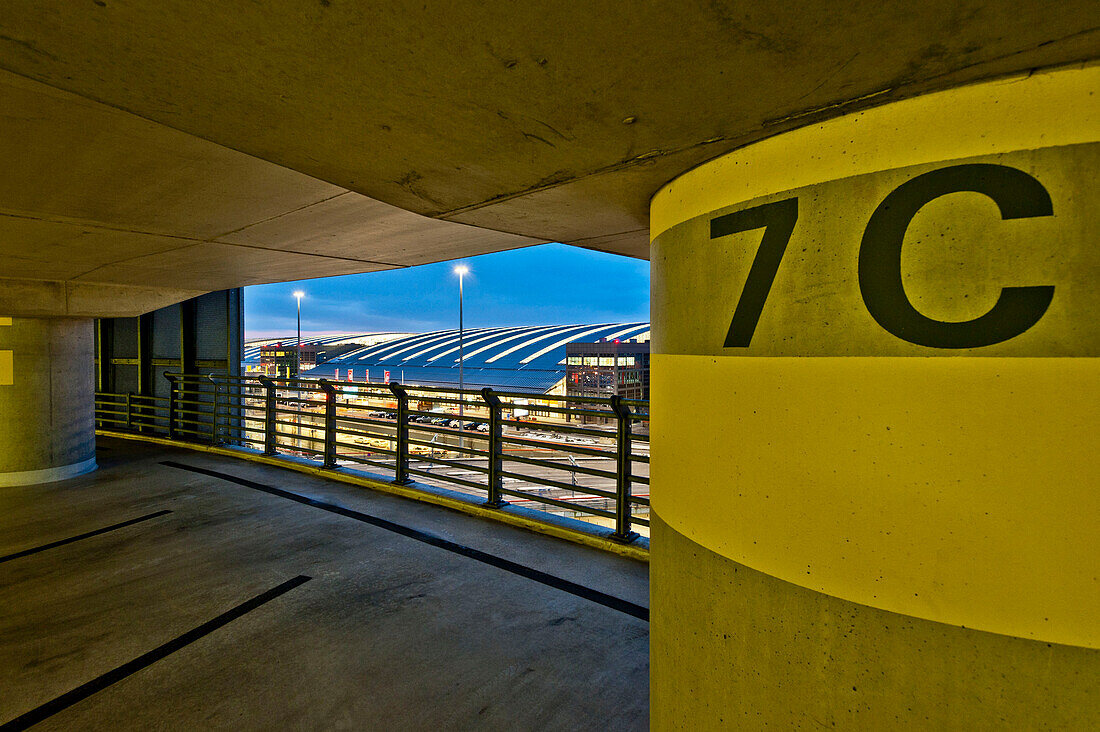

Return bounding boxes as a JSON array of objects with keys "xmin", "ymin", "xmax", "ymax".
[{"xmin": 95, "ymin": 374, "xmax": 650, "ymax": 543}]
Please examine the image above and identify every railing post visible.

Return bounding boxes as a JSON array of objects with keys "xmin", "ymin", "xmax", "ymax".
[
  {"xmin": 165, "ymin": 374, "xmax": 178, "ymax": 440},
  {"xmin": 319, "ymin": 379, "xmax": 338, "ymax": 469},
  {"xmin": 125, "ymin": 392, "xmax": 133, "ymax": 431},
  {"xmin": 208, "ymin": 374, "xmax": 222, "ymax": 445},
  {"xmin": 481, "ymin": 387, "xmax": 507, "ymax": 508},
  {"xmin": 388, "ymin": 382, "xmax": 412, "ymax": 485},
  {"xmin": 609, "ymin": 395, "xmax": 638, "ymax": 544},
  {"xmin": 258, "ymin": 375, "xmax": 278, "ymax": 455}
]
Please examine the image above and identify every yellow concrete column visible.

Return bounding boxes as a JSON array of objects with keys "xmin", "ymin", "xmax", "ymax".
[
  {"xmin": 650, "ymin": 64, "xmax": 1099, "ymax": 728},
  {"xmin": 0, "ymin": 317, "xmax": 96, "ymax": 486}
]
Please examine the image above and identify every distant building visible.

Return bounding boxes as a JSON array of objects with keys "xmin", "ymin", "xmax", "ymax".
[
  {"xmin": 260, "ymin": 342, "xmax": 317, "ymax": 378},
  {"xmin": 565, "ymin": 341, "xmax": 650, "ymax": 401}
]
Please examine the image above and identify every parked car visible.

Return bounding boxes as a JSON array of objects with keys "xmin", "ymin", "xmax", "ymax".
[{"xmin": 476, "ymin": 423, "xmax": 490, "ymax": 433}]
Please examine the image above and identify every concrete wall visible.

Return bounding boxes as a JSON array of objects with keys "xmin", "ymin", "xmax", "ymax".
[
  {"xmin": 95, "ymin": 288, "xmax": 244, "ymax": 401},
  {"xmin": 0, "ymin": 317, "xmax": 95, "ymax": 484}
]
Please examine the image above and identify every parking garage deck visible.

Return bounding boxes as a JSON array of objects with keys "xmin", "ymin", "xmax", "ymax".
[{"xmin": 0, "ymin": 437, "xmax": 648, "ymax": 730}]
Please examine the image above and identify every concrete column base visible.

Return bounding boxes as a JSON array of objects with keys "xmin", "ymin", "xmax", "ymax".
[
  {"xmin": 0, "ymin": 317, "xmax": 96, "ymax": 485},
  {"xmin": 0, "ymin": 457, "xmax": 98, "ymax": 488}
]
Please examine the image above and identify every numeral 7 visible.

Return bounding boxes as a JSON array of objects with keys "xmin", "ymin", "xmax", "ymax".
[{"xmin": 710, "ymin": 198, "xmax": 798, "ymax": 347}]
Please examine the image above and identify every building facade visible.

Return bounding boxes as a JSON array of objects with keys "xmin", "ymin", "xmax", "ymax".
[
  {"xmin": 260, "ymin": 342, "xmax": 316, "ymax": 378},
  {"xmin": 565, "ymin": 341, "xmax": 649, "ymax": 401}
]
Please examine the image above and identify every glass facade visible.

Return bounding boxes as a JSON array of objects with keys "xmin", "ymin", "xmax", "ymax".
[{"xmin": 564, "ymin": 341, "xmax": 650, "ymax": 402}]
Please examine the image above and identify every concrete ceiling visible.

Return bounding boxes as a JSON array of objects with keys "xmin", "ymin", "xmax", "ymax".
[
  {"xmin": 0, "ymin": 71, "xmax": 539, "ymax": 316},
  {"xmin": 0, "ymin": 2, "xmax": 1097, "ymax": 316}
]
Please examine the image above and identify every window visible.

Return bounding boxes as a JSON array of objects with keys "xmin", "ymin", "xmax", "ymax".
[
  {"xmin": 617, "ymin": 356, "xmax": 635, "ymax": 366},
  {"xmin": 598, "ymin": 357, "xmax": 615, "ymax": 366},
  {"xmin": 583, "ymin": 356, "xmax": 599, "ymax": 366},
  {"xmin": 567, "ymin": 356, "xmax": 582, "ymax": 365}
]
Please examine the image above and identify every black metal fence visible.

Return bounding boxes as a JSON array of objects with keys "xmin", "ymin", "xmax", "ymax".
[{"xmin": 94, "ymin": 374, "xmax": 649, "ymax": 542}]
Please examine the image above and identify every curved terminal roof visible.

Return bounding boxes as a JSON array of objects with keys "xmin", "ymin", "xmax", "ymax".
[
  {"xmin": 304, "ymin": 323, "xmax": 651, "ymax": 393},
  {"xmin": 243, "ymin": 333, "xmax": 410, "ymax": 363}
]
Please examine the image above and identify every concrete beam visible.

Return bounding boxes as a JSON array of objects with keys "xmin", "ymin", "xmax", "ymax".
[{"xmin": 0, "ymin": 279, "xmax": 207, "ymax": 319}]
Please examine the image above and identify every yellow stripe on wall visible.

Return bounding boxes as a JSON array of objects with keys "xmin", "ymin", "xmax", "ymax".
[{"xmin": 652, "ymin": 353, "xmax": 1099, "ymax": 648}]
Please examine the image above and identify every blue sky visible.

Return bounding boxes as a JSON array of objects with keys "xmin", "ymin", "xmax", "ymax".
[{"xmin": 244, "ymin": 243, "xmax": 650, "ymax": 338}]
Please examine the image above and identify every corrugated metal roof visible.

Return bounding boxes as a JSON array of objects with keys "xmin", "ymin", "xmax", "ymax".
[
  {"xmin": 246, "ymin": 323, "xmax": 650, "ymax": 393},
  {"xmin": 242, "ymin": 333, "xmax": 408, "ymax": 363}
]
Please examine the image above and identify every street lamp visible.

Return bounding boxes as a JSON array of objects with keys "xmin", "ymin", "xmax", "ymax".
[
  {"xmin": 454, "ymin": 265, "xmax": 468, "ymax": 449},
  {"xmin": 293, "ymin": 290, "xmax": 305, "ymax": 379},
  {"xmin": 293, "ymin": 290, "xmax": 305, "ymax": 449}
]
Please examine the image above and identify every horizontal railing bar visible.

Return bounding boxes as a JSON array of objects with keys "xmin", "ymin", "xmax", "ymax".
[
  {"xmin": 498, "ymin": 435, "xmax": 615, "ymax": 458},
  {"xmin": 273, "ymin": 442, "xmax": 325, "ymax": 458},
  {"xmin": 501, "ymin": 453, "xmax": 618, "ymax": 480},
  {"xmin": 95, "ymin": 394, "xmax": 168, "ymax": 405},
  {"xmin": 499, "ymin": 419, "xmax": 615, "ymax": 438},
  {"xmin": 331, "ymin": 414, "xmax": 398, "ymax": 429},
  {"xmin": 412, "ymin": 455, "xmax": 490, "ymax": 474},
  {"xmin": 406, "ymin": 408, "xmax": 489, "ymax": 424},
  {"xmin": 403, "ymin": 440, "xmax": 489, "ymax": 460},
  {"xmin": 333, "ymin": 439, "xmax": 397, "ymax": 456},
  {"xmin": 498, "ymin": 488, "xmax": 616, "ymax": 519},
  {"xmin": 498, "ymin": 470, "xmax": 618, "ymax": 500},
  {"xmin": 334, "ymin": 454, "xmax": 398, "ymax": 470},
  {"xmin": 405, "ymin": 467, "xmax": 486, "ymax": 491},
  {"xmin": 404, "ymin": 437, "xmax": 490, "ymax": 458},
  {"xmin": 334, "ymin": 426, "xmax": 395, "ymax": 442},
  {"xmin": 272, "ymin": 430, "xmax": 324, "ymax": 445}
]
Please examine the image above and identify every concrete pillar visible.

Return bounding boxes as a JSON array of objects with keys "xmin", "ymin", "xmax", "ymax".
[
  {"xmin": 650, "ymin": 64, "xmax": 1098, "ymax": 727},
  {"xmin": 0, "ymin": 317, "xmax": 96, "ymax": 486}
]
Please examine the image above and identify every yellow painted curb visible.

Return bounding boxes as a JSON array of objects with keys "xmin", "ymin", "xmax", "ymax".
[{"xmin": 97, "ymin": 430, "xmax": 649, "ymax": 563}]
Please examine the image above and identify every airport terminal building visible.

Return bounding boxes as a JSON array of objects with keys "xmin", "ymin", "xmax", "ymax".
[{"xmin": 244, "ymin": 323, "xmax": 651, "ymax": 395}]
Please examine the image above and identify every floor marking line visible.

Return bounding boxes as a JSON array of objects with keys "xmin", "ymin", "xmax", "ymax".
[
  {"xmin": 0, "ymin": 510, "xmax": 173, "ymax": 564},
  {"xmin": 0, "ymin": 575, "xmax": 311, "ymax": 731},
  {"xmin": 160, "ymin": 460, "xmax": 649, "ymax": 621}
]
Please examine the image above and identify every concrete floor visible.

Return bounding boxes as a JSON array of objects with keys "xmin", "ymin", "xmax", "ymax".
[{"xmin": 0, "ymin": 438, "xmax": 648, "ymax": 730}]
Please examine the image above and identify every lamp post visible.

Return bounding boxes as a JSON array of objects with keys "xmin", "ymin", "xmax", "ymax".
[
  {"xmin": 293, "ymin": 290, "xmax": 304, "ymax": 449},
  {"xmin": 454, "ymin": 265, "xmax": 468, "ymax": 450}
]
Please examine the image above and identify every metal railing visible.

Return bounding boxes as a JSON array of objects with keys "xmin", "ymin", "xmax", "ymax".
[{"xmin": 94, "ymin": 374, "xmax": 650, "ymax": 542}]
